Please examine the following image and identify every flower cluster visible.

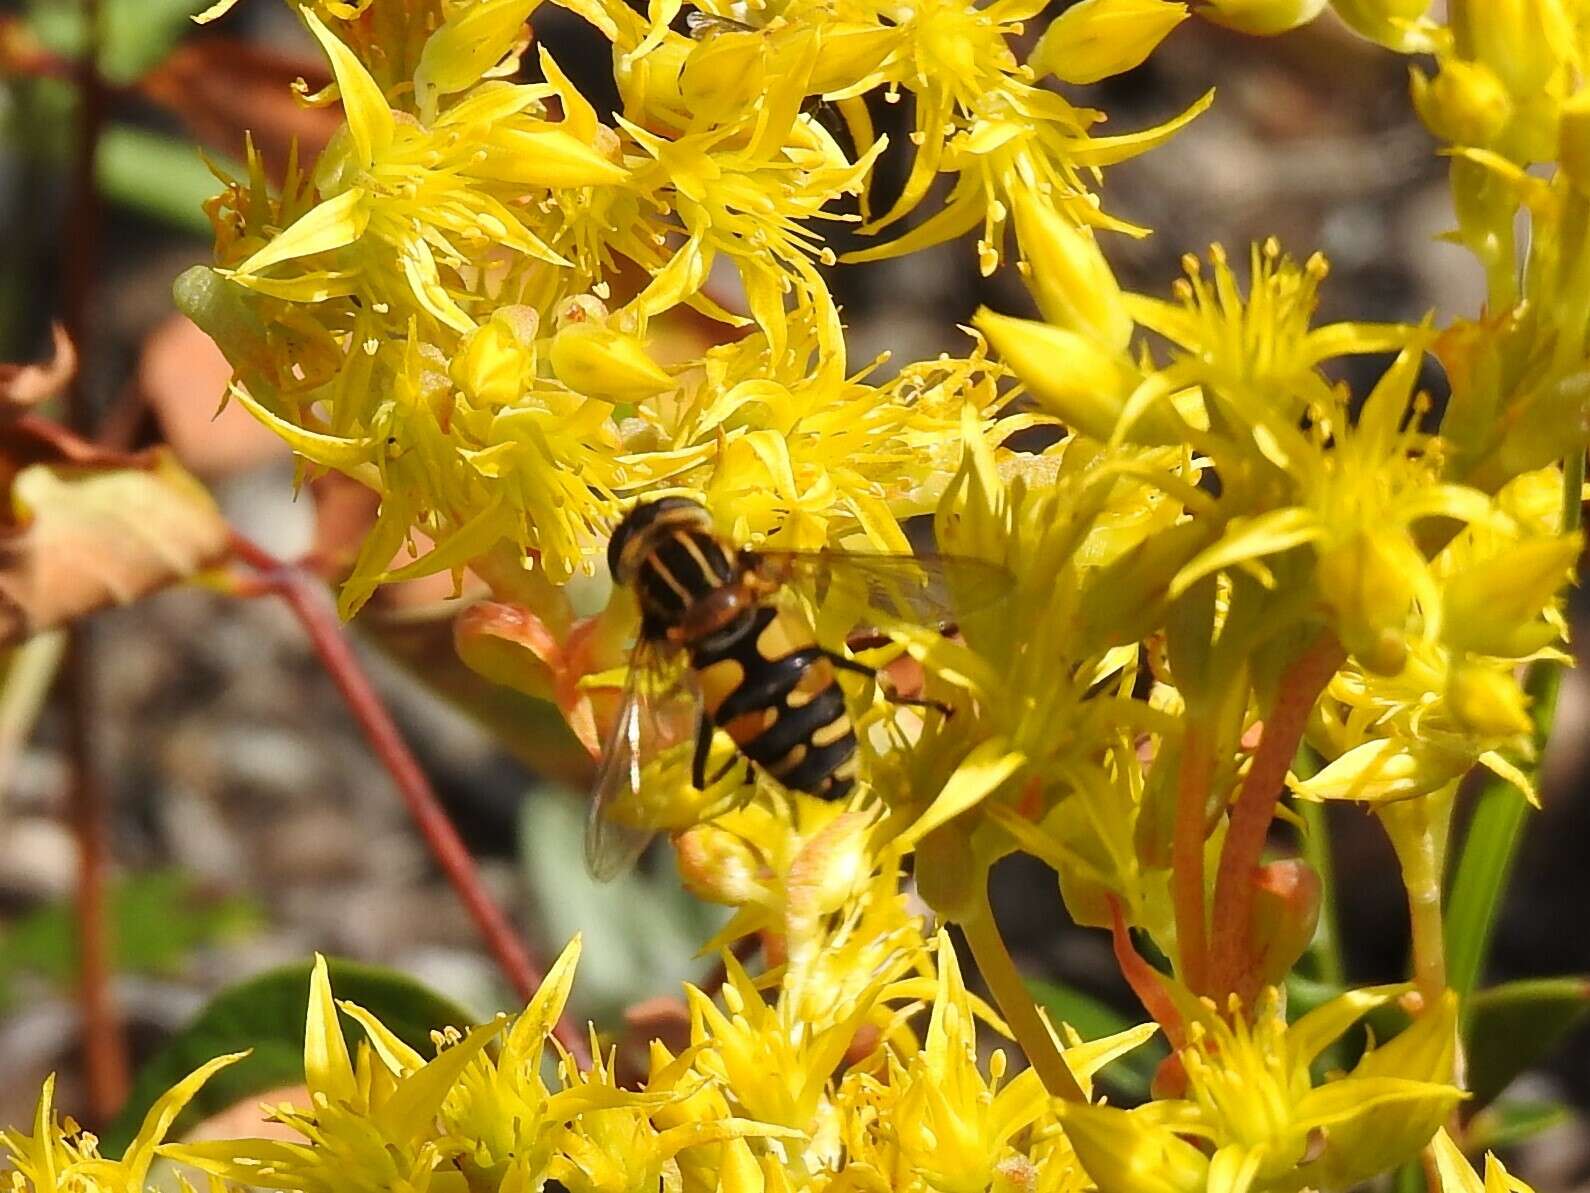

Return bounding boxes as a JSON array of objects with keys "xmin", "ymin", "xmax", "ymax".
[{"xmin": 14, "ymin": 0, "xmax": 1587, "ymax": 1188}]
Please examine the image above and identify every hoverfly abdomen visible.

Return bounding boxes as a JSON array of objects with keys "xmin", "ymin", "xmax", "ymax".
[{"xmin": 691, "ymin": 604, "xmax": 859, "ymax": 801}]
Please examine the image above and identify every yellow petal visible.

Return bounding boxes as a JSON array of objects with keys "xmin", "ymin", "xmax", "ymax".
[
  {"xmin": 900, "ymin": 738, "xmax": 1026, "ymax": 848},
  {"xmin": 305, "ymin": 953, "xmax": 358, "ymax": 1105},
  {"xmin": 123, "ymin": 1052, "xmax": 250, "ymax": 1188},
  {"xmin": 302, "ymin": 11, "xmax": 392, "ymax": 169},
  {"xmin": 1292, "ymin": 739, "xmax": 1468, "ymax": 804},
  {"xmin": 234, "ymin": 187, "xmax": 369, "ymax": 277}
]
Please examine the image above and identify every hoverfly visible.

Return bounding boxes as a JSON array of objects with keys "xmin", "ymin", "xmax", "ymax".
[{"xmin": 584, "ymin": 496, "xmax": 1013, "ymax": 880}]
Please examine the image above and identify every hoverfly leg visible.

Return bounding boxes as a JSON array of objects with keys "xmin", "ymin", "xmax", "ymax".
[
  {"xmin": 822, "ymin": 650, "xmax": 877, "ymax": 680},
  {"xmin": 822, "ymin": 649, "xmax": 954, "ymax": 718},
  {"xmin": 882, "ymin": 691, "xmax": 955, "ymax": 719},
  {"xmin": 691, "ymin": 712, "xmax": 714, "ymax": 790}
]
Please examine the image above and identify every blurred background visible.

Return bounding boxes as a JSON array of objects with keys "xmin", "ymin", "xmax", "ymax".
[{"xmin": 0, "ymin": 0, "xmax": 1587, "ymax": 1186}]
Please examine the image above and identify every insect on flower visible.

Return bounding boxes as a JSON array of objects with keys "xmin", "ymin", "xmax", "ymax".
[{"xmin": 586, "ymin": 496, "xmax": 1013, "ymax": 879}]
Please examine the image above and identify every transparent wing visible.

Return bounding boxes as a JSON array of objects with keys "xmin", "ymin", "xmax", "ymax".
[
  {"xmin": 686, "ymin": 9, "xmax": 757, "ymax": 35},
  {"xmin": 753, "ymin": 549, "xmax": 1014, "ymax": 632},
  {"xmin": 584, "ymin": 639, "xmax": 702, "ymax": 882}
]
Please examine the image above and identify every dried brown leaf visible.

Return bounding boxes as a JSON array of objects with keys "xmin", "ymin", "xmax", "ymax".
[
  {"xmin": 0, "ymin": 447, "xmax": 230, "ymax": 644},
  {"xmin": 138, "ymin": 38, "xmax": 338, "ymax": 174},
  {"xmin": 0, "ymin": 325, "xmax": 76, "ymax": 410}
]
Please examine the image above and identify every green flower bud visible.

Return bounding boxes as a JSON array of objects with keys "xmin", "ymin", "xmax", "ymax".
[
  {"xmin": 1410, "ymin": 59, "xmax": 1512, "ymax": 147},
  {"xmin": 1247, "ymin": 859, "xmax": 1321, "ymax": 989},
  {"xmin": 1028, "ymin": 0, "xmax": 1188, "ymax": 86},
  {"xmin": 1080, "ymin": 520, "xmax": 1219, "ymax": 647}
]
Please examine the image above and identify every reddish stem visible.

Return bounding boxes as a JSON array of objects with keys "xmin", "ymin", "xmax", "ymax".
[
  {"xmin": 228, "ymin": 534, "xmax": 591, "ymax": 1068},
  {"xmin": 1108, "ymin": 897, "xmax": 1186, "ymax": 1050},
  {"xmin": 61, "ymin": 0, "xmax": 129, "ymax": 1123},
  {"xmin": 1171, "ymin": 726, "xmax": 1212, "ymax": 995},
  {"xmin": 1208, "ymin": 632, "xmax": 1344, "ymax": 1003}
]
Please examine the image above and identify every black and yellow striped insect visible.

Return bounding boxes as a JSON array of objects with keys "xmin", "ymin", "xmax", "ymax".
[{"xmin": 585, "ymin": 496, "xmax": 1013, "ymax": 880}]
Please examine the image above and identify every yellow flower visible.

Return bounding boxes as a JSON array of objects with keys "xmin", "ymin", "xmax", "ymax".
[
  {"xmin": 1429, "ymin": 1127, "xmax": 1539, "ymax": 1192},
  {"xmin": 1062, "ymin": 986, "xmax": 1463, "ymax": 1193},
  {"xmin": 3, "ymin": 1054, "xmax": 245, "ymax": 1193}
]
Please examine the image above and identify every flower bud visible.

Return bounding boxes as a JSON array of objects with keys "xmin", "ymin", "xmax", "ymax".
[
  {"xmin": 1410, "ymin": 58, "xmax": 1512, "ymax": 147},
  {"xmin": 1447, "ymin": 661, "xmax": 1533, "ymax": 737},
  {"xmin": 1559, "ymin": 88, "xmax": 1590, "ymax": 193},
  {"xmin": 1028, "ymin": 0, "xmax": 1188, "ymax": 86},
  {"xmin": 1247, "ymin": 859, "xmax": 1321, "ymax": 988},
  {"xmin": 1315, "ymin": 531, "xmax": 1418, "ymax": 676},
  {"xmin": 450, "ymin": 305, "xmax": 539, "ymax": 405},
  {"xmin": 1442, "ymin": 534, "xmax": 1580, "ymax": 657},
  {"xmin": 551, "ymin": 322, "xmax": 676, "ymax": 401},
  {"xmin": 974, "ymin": 309, "xmax": 1130, "ymax": 437},
  {"xmin": 974, "ymin": 308, "xmax": 1183, "ymax": 444},
  {"xmin": 1011, "ymin": 190, "xmax": 1134, "ymax": 353},
  {"xmin": 1196, "ymin": 0, "xmax": 1326, "ymax": 35}
]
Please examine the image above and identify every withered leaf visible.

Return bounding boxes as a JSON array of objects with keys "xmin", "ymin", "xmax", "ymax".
[
  {"xmin": 0, "ymin": 449, "xmax": 231, "ymax": 644},
  {"xmin": 0, "ymin": 324, "xmax": 76, "ymax": 410}
]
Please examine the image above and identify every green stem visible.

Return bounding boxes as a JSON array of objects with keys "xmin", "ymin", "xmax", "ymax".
[
  {"xmin": 1381, "ymin": 787, "xmax": 1456, "ymax": 1003},
  {"xmin": 962, "ymin": 885, "xmax": 1085, "ymax": 1102},
  {"xmin": 1445, "ymin": 448, "xmax": 1584, "ymax": 1014}
]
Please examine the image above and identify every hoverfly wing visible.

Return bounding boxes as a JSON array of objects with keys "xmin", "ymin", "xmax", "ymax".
[
  {"xmin": 753, "ymin": 549, "xmax": 1014, "ymax": 633},
  {"xmin": 584, "ymin": 640, "xmax": 702, "ymax": 882},
  {"xmin": 685, "ymin": 8, "xmax": 757, "ymax": 35}
]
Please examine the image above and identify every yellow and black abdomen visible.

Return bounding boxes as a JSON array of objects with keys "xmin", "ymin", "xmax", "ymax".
[{"xmin": 692, "ymin": 605, "xmax": 858, "ymax": 799}]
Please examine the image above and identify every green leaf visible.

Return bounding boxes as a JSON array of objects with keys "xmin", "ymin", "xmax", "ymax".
[
  {"xmin": 1026, "ymin": 979, "xmax": 1164, "ymax": 1100},
  {"xmin": 1465, "ymin": 1098, "xmax": 1573, "ymax": 1152},
  {"xmin": 0, "ymin": 871, "xmax": 259, "ymax": 1009},
  {"xmin": 519, "ymin": 792, "xmax": 728, "ymax": 1026},
  {"xmin": 1464, "ymin": 976, "xmax": 1590, "ymax": 1110},
  {"xmin": 102, "ymin": 959, "xmax": 475, "ymax": 1156},
  {"xmin": 97, "ymin": 126, "xmax": 226, "ymax": 235},
  {"xmin": 27, "ymin": 0, "xmax": 213, "ymax": 84}
]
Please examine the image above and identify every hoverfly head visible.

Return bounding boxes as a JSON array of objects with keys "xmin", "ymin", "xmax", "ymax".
[{"xmin": 607, "ymin": 495, "xmax": 714, "ymax": 586}]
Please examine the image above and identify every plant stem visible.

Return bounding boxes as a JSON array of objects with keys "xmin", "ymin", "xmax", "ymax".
[
  {"xmin": 61, "ymin": 0, "xmax": 128, "ymax": 1125},
  {"xmin": 229, "ymin": 534, "xmax": 591, "ymax": 1068},
  {"xmin": 1171, "ymin": 726, "xmax": 1212, "ymax": 994},
  {"xmin": 962, "ymin": 884, "xmax": 1084, "ymax": 1102},
  {"xmin": 1380, "ymin": 786, "xmax": 1455, "ymax": 1003},
  {"xmin": 1209, "ymin": 632, "xmax": 1344, "ymax": 1003}
]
